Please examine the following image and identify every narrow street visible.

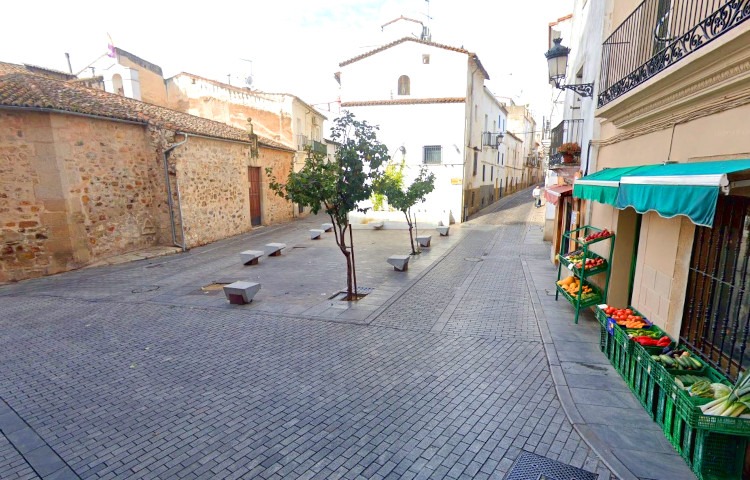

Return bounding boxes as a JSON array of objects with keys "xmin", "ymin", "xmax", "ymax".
[{"xmin": 0, "ymin": 189, "xmax": 612, "ymax": 480}]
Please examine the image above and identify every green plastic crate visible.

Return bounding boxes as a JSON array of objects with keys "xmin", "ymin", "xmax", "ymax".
[{"xmin": 691, "ymin": 430, "xmax": 747, "ymax": 480}]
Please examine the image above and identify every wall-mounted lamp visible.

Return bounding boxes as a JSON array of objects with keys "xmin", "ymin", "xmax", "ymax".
[{"xmin": 544, "ymin": 38, "xmax": 594, "ymax": 98}]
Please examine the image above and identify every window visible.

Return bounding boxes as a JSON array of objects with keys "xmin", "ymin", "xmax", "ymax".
[
  {"xmin": 112, "ymin": 74, "xmax": 124, "ymax": 96},
  {"xmin": 398, "ymin": 75, "xmax": 410, "ymax": 95},
  {"xmin": 490, "ymin": 167, "xmax": 493, "ymax": 182},
  {"xmin": 484, "ymin": 114, "xmax": 488, "ymax": 132},
  {"xmin": 422, "ymin": 54, "xmax": 430, "ymax": 64},
  {"xmin": 482, "ymin": 165, "xmax": 486, "ymax": 181},
  {"xmin": 501, "ymin": 153, "xmax": 505, "ymax": 165},
  {"xmin": 423, "ymin": 145, "xmax": 441, "ymax": 164},
  {"xmin": 473, "ymin": 151, "xmax": 478, "ymax": 176},
  {"xmin": 681, "ymin": 195, "xmax": 750, "ymax": 381}
]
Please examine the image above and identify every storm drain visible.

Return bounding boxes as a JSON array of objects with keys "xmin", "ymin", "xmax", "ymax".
[
  {"xmin": 465, "ymin": 257, "xmax": 484, "ymax": 262},
  {"xmin": 504, "ymin": 452, "xmax": 597, "ymax": 480}
]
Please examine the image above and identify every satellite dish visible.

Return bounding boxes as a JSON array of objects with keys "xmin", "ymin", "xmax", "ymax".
[{"xmin": 244, "ymin": 75, "xmax": 253, "ymax": 87}]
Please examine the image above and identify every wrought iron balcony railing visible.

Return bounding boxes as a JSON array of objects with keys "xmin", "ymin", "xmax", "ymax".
[
  {"xmin": 311, "ymin": 140, "xmax": 327, "ymax": 155},
  {"xmin": 481, "ymin": 131, "xmax": 503, "ymax": 149},
  {"xmin": 548, "ymin": 119, "xmax": 583, "ymax": 168},
  {"xmin": 297, "ymin": 135, "xmax": 327, "ymax": 155},
  {"xmin": 598, "ymin": 0, "xmax": 750, "ymax": 108}
]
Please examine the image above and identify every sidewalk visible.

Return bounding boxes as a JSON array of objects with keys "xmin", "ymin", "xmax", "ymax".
[{"xmin": 521, "ymin": 205, "xmax": 696, "ymax": 480}]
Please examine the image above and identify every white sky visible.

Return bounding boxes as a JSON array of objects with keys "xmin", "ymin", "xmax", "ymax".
[{"xmin": 0, "ymin": 0, "xmax": 573, "ymax": 126}]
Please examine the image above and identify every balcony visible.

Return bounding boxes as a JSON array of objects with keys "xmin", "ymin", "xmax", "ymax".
[
  {"xmin": 548, "ymin": 119, "xmax": 583, "ymax": 169},
  {"xmin": 598, "ymin": 0, "xmax": 750, "ymax": 108},
  {"xmin": 481, "ymin": 132, "xmax": 503, "ymax": 149},
  {"xmin": 297, "ymin": 135, "xmax": 327, "ymax": 155}
]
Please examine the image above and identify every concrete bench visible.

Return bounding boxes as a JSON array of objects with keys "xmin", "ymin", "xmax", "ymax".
[
  {"xmin": 372, "ymin": 221, "xmax": 385, "ymax": 230},
  {"xmin": 223, "ymin": 281, "xmax": 261, "ymax": 305},
  {"xmin": 240, "ymin": 250, "xmax": 264, "ymax": 265},
  {"xmin": 265, "ymin": 243, "xmax": 286, "ymax": 256},
  {"xmin": 387, "ymin": 254, "xmax": 410, "ymax": 272},
  {"xmin": 416, "ymin": 235, "xmax": 432, "ymax": 247},
  {"xmin": 309, "ymin": 229, "xmax": 324, "ymax": 240},
  {"xmin": 436, "ymin": 226, "xmax": 450, "ymax": 236},
  {"xmin": 321, "ymin": 223, "xmax": 333, "ymax": 232}
]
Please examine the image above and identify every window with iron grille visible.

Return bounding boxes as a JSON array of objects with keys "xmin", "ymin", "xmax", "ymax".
[
  {"xmin": 681, "ymin": 195, "xmax": 750, "ymax": 382},
  {"xmin": 423, "ymin": 145, "xmax": 441, "ymax": 164}
]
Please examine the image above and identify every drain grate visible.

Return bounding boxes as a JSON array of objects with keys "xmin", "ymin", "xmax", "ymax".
[
  {"xmin": 504, "ymin": 452, "xmax": 597, "ymax": 480},
  {"xmin": 464, "ymin": 257, "xmax": 484, "ymax": 262}
]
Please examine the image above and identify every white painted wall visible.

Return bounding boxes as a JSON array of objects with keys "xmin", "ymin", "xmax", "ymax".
[
  {"xmin": 346, "ymin": 102, "xmax": 466, "ymax": 225},
  {"xmin": 340, "ymin": 41, "xmax": 469, "ymax": 102},
  {"xmin": 85, "ymin": 57, "xmax": 141, "ymax": 100}
]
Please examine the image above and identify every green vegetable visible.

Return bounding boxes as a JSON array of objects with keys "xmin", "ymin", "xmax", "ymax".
[{"xmin": 700, "ymin": 371, "xmax": 750, "ymax": 417}]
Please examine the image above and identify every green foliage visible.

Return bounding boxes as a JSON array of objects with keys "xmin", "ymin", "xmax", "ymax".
[
  {"xmin": 266, "ymin": 111, "xmax": 390, "ymax": 298},
  {"xmin": 372, "ymin": 157, "xmax": 405, "ymax": 211}
]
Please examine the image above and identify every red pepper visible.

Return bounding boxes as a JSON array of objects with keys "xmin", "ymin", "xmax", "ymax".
[{"xmin": 633, "ymin": 336, "xmax": 658, "ymax": 346}]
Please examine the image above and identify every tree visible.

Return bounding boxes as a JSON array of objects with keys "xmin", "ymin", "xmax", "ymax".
[
  {"xmin": 375, "ymin": 166, "xmax": 435, "ymax": 255},
  {"xmin": 372, "ymin": 156, "xmax": 405, "ymax": 211},
  {"xmin": 266, "ymin": 111, "xmax": 389, "ymax": 300}
]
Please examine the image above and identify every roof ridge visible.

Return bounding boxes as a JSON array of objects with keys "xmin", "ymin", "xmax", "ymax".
[{"xmin": 339, "ymin": 37, "xmax": 469, "ymax": 67}]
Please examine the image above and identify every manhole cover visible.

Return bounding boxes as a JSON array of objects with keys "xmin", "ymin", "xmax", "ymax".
[
  {"xmin": 464, "ymin": 257, "xmax": 483, "ymax": 262},
  {"xmin": 505, "ymin": 452, "xmax": 597, "ymax": 480},
  {"xmin": 131, "ymin": 285, "xmax": 160, "ymax": 294}
]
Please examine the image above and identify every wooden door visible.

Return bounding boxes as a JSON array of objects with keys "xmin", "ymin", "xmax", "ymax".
[{"xmin": 248, "ymin": 167, "xmax": 261, "ymax": 226}]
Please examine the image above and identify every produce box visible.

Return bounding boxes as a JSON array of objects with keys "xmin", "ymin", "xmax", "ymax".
[
  {"xmin": 691, "ymin": 430, "xmax": 747, "ymax": 480},
  {"xmin": 674, "ymin": 368, "xmax": 750, "ymax": 436}
]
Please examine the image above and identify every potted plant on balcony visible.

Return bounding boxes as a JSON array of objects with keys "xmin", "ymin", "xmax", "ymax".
[{"xmin": 558, "ymin": 142, "xmax": 581, "ymax": 164}]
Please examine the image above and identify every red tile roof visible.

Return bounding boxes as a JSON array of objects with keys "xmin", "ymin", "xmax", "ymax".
[
  {"xmin": 339, "ymin": 37, "xmax": 490, "ymax": 80},
  {"xmin": 341, "ymin": 97, "xmax": 465, "ymax": 107},
  {"xmin": 0, "ymin": 61, "xmax": 75, "ymax": 80},
  {"xmin": 0, "ymin": 73, "xmax": 293, "ymax": 151}
]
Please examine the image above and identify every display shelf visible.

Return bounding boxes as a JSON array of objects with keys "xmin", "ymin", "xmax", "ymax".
[{"xmin": 555, "ymin": 224, "xmax": 615, "ymax": 324}]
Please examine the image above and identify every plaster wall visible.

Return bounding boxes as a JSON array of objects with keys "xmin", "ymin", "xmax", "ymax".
[
  {"xmin": 340, "ymin": 42, "xmax": 469, "ymax": 101},
  {"xmin": 116, "ymin": 56, "xmax": 167, "ymax": 107},
  {"xmin": 344, "ymin": 102, "xmax": 466, "ymax": 225}
]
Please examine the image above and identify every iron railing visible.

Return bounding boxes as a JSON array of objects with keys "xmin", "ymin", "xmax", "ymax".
[
  {"xmin": 548, "ymin": 119, "xmax": 583, "ymax": 168},
  {"xmin": 681, "ymin": 194, "xmax": 750, "ymax": 382},
  {"xmin": 598, "ymin": 0, "xmax": 750, "ymax": 108},
  {"xmin": 481, "ymin": 132, "xmax": 503, "ymax": 149},
  {"xmin": 311, "ymin": 140, "xmax": 327, "ymax": 155}
]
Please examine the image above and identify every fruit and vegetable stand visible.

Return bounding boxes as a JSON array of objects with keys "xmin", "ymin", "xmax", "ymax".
[
  {"xmin": 555, "ymin": 225, "xmax": 615, "ymax": 323},
  {"xmin": 595, "ymin": 304, "xmax": 750, "ymax": 480}
]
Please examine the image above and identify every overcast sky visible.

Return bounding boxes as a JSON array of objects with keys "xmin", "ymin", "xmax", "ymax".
[{"xmin": 0, "ymin": 0, "xmax": 573, "ymax": 126}]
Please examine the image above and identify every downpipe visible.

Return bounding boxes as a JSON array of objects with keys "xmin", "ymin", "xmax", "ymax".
[{"xmin": 163, "ymin": 133, "xmax": 188, "ymax": 251}]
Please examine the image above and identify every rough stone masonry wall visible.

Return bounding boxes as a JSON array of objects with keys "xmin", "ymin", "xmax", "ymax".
[
  {"xmin": 0, "ymin": 111, "xmax": 48, "ymax": 283},
  {"xmin": 0, "ymin": 111, "xmax": 171, "ymax": 283},
  {"xmin": 51, "ymin": 115, "xmax": 171, "ymax": 259},
  {"xmin": 172, "ymin": 138, "xmax": 294, "ymax": 248}
]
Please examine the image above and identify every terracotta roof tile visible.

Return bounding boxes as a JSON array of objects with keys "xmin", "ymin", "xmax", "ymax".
[
  {"xmin": 341, "ymin": 97, "xmax": 465, "ymax": 107},
  {"xmin": 0, "ymin": 73, "xmax": 293, "ymax": 151},
  {"xmin": 339, "ymin": 37, "xmax": 489, "ymax": 80}
]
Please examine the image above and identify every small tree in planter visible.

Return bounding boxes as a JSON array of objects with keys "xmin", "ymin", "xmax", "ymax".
[
  {"xmin": 267, "ymin": 111, "xmax": 389, "ymax": 300},
  {"xmin": 375, "ymin": 166, "xmax": 435, "ymax": 255}
]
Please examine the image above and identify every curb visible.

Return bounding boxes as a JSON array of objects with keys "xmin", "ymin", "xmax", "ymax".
[{"xmin": 521, "ymin": 259, "xmax": 636, "ymax": 480}]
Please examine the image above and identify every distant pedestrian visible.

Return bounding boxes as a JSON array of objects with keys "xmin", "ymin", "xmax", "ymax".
[{"xmin": 532, "ymin": 185, "xmax": 542, "ymax": 208}]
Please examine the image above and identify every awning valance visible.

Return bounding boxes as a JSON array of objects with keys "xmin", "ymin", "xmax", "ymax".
[
  {"xmin": 545, "ymin": 185, "xmax": 573, "ymax": 206},
  {"xmin": 573, "ymin": 165, "xmax": 658, "ymax": 206},
  {"xmin": 616, "ymin": 160, "xmax": 750, "ymax": 227}
]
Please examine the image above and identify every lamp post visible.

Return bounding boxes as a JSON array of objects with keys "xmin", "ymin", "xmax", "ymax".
[{"xmin": 545, "ymin": 38, "xmax": 594, "ymax": 98}]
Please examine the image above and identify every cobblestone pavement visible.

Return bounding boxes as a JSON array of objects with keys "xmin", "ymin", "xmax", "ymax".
[{"xmin": 0, "ymin": 190, "xmax": 611, "ymax": 479}]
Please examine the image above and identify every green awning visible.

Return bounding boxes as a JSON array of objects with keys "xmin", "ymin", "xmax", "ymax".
[
  {"xmin": 617, "ymin": 160, "xmax": 750, "ymax": 227},
  {"xmin": 573, "ymin": 165, "xmax": 657, "ymax": 206}
]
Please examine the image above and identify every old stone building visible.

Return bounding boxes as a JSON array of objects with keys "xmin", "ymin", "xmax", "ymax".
[{"xmin": 0, "ymin": 73, "xmax": 295, "ymax": 284}]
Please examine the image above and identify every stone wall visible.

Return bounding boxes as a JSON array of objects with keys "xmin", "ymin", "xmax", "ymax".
[
  {"xmin": 0, "ymin": 111, "xmax": 171, "ymax": 283},
  {"xmin": 170, "ymin": 137, "xmax": 294, "ymax": 248},
  {"xmin": 1, "ymin": 110, "xmax": 294, "ymax": 283}
]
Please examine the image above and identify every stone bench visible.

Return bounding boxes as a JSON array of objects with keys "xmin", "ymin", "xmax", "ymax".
[
  {"xmin": 416, "ymin": 235, "xmax": 432, "ymax": 247},
  {"xmin": 436, "ymin": 226, "xmax": 450, "ymax": 236},
  {"xmin": 372, "ymin": 221, "xmax": 385, "ymax": 230},
  {"xmin": 321, "ymin": 223, "xmax": 333, "ymax": 232},
  {"xmin": 387, "ymin": 254, "xmax": 410, "ymax": 272},
  {"xmin": 223, "ymin": 281, "xmax": 261, "ymax": 305},
  {"xmin": 265, "ymin": 243, "xmax": 286, "ymax": 256},
  {"xmin": 240, "ymin": 250, "xmax": 265, "ymax": 266},
  {"xmin": 309, "ymin": 229, "xmax": 324, "ymax": 240}
]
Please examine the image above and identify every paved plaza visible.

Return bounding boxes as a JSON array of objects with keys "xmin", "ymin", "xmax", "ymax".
[{"xmin": 1, "ymin": 190, "xmax": 614, "ymax": 480}]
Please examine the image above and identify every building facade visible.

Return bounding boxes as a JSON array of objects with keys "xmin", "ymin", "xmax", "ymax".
[
  {"xmin": 337, "ymin": 36, "xmax": 505, "ymax": 224},
  {"xmin": 0, "ymin": 74, "xmax": 295, "ymax": 284},
  {"xmin": 570, "ymin": 0, "xmax": 750, "ymax": 384}
]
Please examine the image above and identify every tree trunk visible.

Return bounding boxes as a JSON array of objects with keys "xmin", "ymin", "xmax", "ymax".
[{"xmin": 405, "ymin": 209, "xmax": 416, "ymax": 255}]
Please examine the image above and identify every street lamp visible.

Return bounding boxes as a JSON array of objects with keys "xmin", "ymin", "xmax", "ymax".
[{"xmin": 545, "ymin": 38, "xmax": 594, "ymax": 98}]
